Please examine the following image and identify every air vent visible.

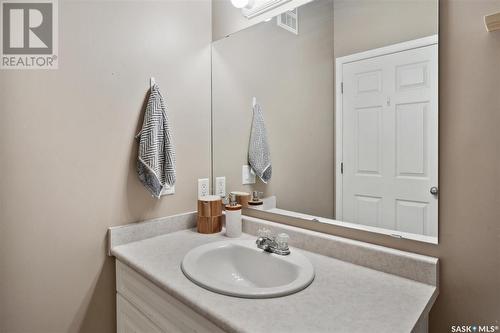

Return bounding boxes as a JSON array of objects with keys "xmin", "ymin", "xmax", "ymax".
[{"xmin": 277, "ymin": 8, "xmax": 298, "ymax": 35}]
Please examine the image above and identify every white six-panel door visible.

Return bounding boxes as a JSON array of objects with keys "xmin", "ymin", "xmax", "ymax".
[{"xmin": 340, "ymin": 43, "xmax": 438, "ymax": 237}]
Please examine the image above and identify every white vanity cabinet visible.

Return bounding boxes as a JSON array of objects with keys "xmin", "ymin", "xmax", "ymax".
[{"xmin": 116, "ymin": 260, "xmax": 225, "ymax": 333}]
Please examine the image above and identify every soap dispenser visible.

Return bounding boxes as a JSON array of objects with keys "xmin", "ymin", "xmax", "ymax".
[
  {"xmin": 225, "ymin": 193, "xmax": 242, "ymax": 237},
  {"xmin": 248, "ymin": 191, "xmax": 264, "ymax": 209}
]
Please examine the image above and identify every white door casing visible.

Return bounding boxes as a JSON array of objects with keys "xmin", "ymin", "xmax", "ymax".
[{"xmin": 336, "ymin": 36, "xmax": 438, "ymax": 238}]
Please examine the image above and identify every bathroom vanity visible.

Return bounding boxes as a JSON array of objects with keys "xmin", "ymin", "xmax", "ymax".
[{"xmin": 108, "ymin": 212, "xmax": 438, "ymax": 333}]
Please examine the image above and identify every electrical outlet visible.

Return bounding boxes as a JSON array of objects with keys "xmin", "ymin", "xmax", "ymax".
[
  {"xmin": 198, "ymin": 178, "xmax": 210, "ymax": 198},
  {"xmin": 242, "ymin": 165, "xmax": 256, "ymax": 184},
  {"xmin": 215, "ymin": 177, "xmax": 226, "ymax": 197}
]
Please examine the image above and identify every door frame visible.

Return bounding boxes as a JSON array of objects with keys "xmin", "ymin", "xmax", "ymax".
[{"xmin": 335, "ymin": 35, "xmax": 438, "ymax": 221}]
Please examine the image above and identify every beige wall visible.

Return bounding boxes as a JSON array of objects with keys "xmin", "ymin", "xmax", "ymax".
[
  {"xmin": 0, "ymin": 1, "xmax": 211, "ymax": 332},
  {"xmin": 212, "ymin": 0, "xmax": 335, "ymax": 218},
  {"xmin": 215, "ymin": 0, "xmax": 500, "ymax": 331}
]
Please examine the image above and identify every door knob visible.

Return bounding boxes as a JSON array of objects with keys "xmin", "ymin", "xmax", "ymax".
[{"xmin": 430, "ymin": 186, "xmax": 439, "ymax": 195}]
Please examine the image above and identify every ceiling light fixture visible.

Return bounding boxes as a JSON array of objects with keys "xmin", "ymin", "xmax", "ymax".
[{"xmin": 231, "ymin": 0, "xmax": 254, "ymax": 9}]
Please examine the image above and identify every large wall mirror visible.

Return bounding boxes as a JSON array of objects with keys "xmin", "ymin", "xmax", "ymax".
[{"xmin": 212, "ymin": 0, "xmax": 439, "ymax": 243}]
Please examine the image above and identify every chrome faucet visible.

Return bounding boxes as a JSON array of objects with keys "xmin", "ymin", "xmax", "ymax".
[{"xmin": 256, "ymin": 228, "xmax": 290, "ymax": 255}]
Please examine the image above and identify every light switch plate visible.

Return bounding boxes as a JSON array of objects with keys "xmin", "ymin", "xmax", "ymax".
[
  {"xmin": 161, "ymin": 185, "xmax": 175, "ymax": 196},
  {"xmin": 198, "ymin": 178, "xmax": 210, "ymax": 198},
  {"xmin": 215, "ymin": 177, "xmax": 226, "ymax": 197},
  {"xmin": 242, "ymin": 165, "xmax": 256, "ymax": 185}
]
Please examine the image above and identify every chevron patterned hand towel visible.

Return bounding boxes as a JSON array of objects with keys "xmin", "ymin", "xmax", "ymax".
[
  {"xmin": 136, "ymin": 83, "xmax": 176, "ymax": 198},
  {"xmin": 248, "ymin": 103, "xmax": 272, "ymax": 183}
]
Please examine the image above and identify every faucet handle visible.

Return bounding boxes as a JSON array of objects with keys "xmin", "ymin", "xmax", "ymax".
[{"xmin": 275, "ymin": 233, "xmax": 290, "ymax": 251}]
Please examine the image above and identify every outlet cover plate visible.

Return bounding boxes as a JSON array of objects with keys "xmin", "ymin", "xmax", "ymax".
[
  {"xmin": 198, "ymin": 178, "xmax": 210, "ymax": 198},
  {"xmin": 215, "ymin": 177, "xmax": 226, "ymax": 197}
]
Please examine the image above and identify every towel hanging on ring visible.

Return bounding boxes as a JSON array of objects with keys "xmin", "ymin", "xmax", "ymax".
[{"xmin": 248, "ymin": 97, "xmax": 272, "ymax": 183}]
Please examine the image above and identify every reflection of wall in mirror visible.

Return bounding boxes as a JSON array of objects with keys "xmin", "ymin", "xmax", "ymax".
[
  {"xmin": 212, "ymin": 0, "xmax": 438, "ymax": 221},
  {"xmin": 333, "ymin": 0, "xmax": 438, "ymax": 57},
  {"xmin": 212, "ymin": 0, "xmax": 335, "ymax": 219}
]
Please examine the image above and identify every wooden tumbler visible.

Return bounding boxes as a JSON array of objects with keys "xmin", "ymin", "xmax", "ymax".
[
  {"xmin": 230, "ymin": 191, "xmax": 251, "ymax": 208},
  {"xmin": 197, "ymin": 195, "xmax": 223, "ymax": 234}
]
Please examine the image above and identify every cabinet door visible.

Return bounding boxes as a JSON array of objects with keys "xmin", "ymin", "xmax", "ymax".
[
  {"xmin": 116, "ymin": 260, "xmax": 226, "ymax": 333},
  {"xmin": 117, "ymin": 293, "xmax": 162, "ymax": 333}
]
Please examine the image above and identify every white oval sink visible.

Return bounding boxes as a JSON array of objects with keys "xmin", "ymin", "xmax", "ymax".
[{"xmin": 181, "ymin": 240, "xmax": 314, "ymax": 298}]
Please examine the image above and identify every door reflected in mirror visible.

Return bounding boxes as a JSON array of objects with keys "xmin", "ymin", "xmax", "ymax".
[{"xmin": 212, "ymin": 0, "xmax": 439, "ymax": 243}]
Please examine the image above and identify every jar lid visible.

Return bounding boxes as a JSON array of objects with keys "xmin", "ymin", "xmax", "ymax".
[
  {"xmin": 230, "ymin": 191, "xmax": 250, "ymax": 196},
  {"xmin": 225, "ymin": 204, "xmax": 242, "ymax": 211},
  {"xmin": 198, "ymin": 195, "xmax": 222, "ymax": 201}
]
